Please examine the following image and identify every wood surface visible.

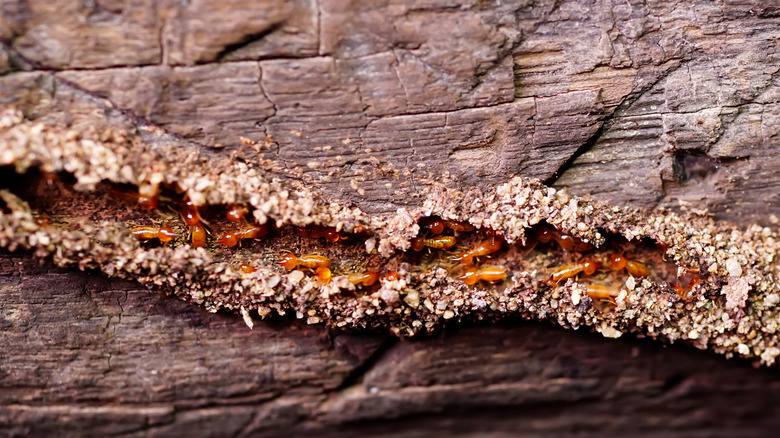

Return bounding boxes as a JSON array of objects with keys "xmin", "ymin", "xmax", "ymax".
[{"xmin": 2, "ymin": 0, "xmax": 780, "ymax": 435}]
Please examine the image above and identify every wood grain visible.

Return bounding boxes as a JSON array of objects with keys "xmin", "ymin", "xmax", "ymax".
[{"xmin": 3, "ymin": 0, "xmax": 780, "ymax": 434}]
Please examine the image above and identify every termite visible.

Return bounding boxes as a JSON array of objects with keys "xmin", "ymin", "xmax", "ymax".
[
  {"xmin": 671, "ymin": 277, "xmax": 702, "ymax": 300},
  {"xmin": 585, "ymin": 284, "xmax": 620, "ymax": 301},
  {"xmin": 410, "ymin": 236, "xmax": 457, "ymax": 251},
  {"xmin": 384, "ymin": 271, "xmax": 399, "ymax": 281},
  {"xmin": 182, "ymin": 199, "xmax": 207, "ymax": 226},
  {"xmin": 34, "ymin": 215, "xmax": 51, "ymax": 226},
  {"xmin": 444, "ymin": 220, "xmax": 476, "ymax": 233},
  {"xmin": 678, "ymin": 266, "xmax": 701, "ymax": 276},
  {"xmin": 555, "ymin": 233, "xmax": 595, "ymax": 252},
  {"xmin": 609, "ymin": 253, "xmax": 648, "ymax": 277},
  {"xmin": 132, "ymin": 225, "xmax": 178, "ymax": 244},
  {"xmin": 422, "ymin": 218, "xmax": 446, "ymax": 234},
  {"xmin": 278, "ymin": 252, "xmax": 331, "ymax": 270},
  {"xmin": 452, "ymin": 232, "xmax": 504, "ymax": 264},
  {"xmin": 137, "ymin": 182, "xmax": 159, "ymax": 210},
  {"xmin": 316, "ymin": 266, "xmax": 332, "ymax": 283},
  {"xmin": 456, "ymin": 266, "xmax": 507, "ymax": 285},
  {"xmin": 226, "ymin": 205, "xmax": 250, "ymax": 222},
  {"xmin": 295, "ymin": 225, "xmax": 342, "ymax": 242},
  {"xmin": 348, "ymin": 270, "xmax": 380, "ymax": 287},
  {"xmin": 189, "ymin": 223, "xmax": 206, "ymax": 248},
  {"xmin": 550, "ymin": 258, "xmax": 599, "ymax": 282},
  {"xmin": 422, "ymin": 218, "xmax": 475, "ymax": 234},
  {"xmin": 216, "ymin": 224, "xmax": 270, "ymax": 247},
  {"xmin": 108, "ymin": 183, "xmax": 159, "ymax": 210},
  {"xmin": 239, "ymin": 263, "xmax": 256, "ymax": 274},
  {"xmin": 536, "ymin": 225, "xmax": 594, "ymax": 252},
  {"xmin": 671, "ymin": 282, "xmax": 686, "ymax": 298},
  {"xmin": 278, "ymin": 253, "xmax": 332, "ymax": 283},
  {"xmin": 180, "ymin": 199, "xmax": 209, "ymax": 248},
  {"xmin": 536, "ymin": 225, "xmax": 555, "ymax": 243}
]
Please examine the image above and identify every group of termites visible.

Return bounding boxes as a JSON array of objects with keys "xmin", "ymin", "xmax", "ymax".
[
  {"xmin": 412, "ymin": 217, "xmax": 704, "ymax": 305},
  {"xmin": 105, "ymin": 182, "xmax": 387, "ymax": 287},
  {"xmin": 30, "ymin": 174, "xmax": 704, "ymax": 304}
]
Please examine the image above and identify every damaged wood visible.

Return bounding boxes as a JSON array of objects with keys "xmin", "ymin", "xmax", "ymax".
[{"xmin": 3, "ymin": 0, "xmax": 780, "ymax": 435}]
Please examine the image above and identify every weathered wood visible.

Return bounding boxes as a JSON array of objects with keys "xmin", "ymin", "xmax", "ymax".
[
  {"xmin": 3, "ymin": 0, "xmax": 780, "ymax": 435},
  {"xmin": 2, "ymin": 254, "xmax": 780, "ymax": 437},
  {"xmin": 5, "ymin": 1, "xmax": 780, "ymax": 221}
]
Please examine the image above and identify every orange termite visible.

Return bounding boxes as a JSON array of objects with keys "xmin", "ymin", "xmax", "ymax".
[
  {"xmin": 452, "ymin": 232, "xmax": 504, "ymax": 264},
  {"xmin": 671, "ymin": 282, "xmax": 686, "ymax": 298},
  {"xmin": 536, "ymin": 225, "xmax": 555, "ymax": 243},
  {"xmin": 182, "ymin": 199, "xmax": 207, "ymax": 226},
  {"xmin": 424, "ymin": 218, "xmax": 445, "ymax": 234},
  {"xmin": 679, "ymin": 266, "xmax": 701, "ymax": 275},
  {"xmin": 410, "ymin": 236, "xmax": 457, "ymax": 251},
  {"xmin": 239, "ymin": 263, "xmax": 256, "ymax": 274},
  {"xmin": 536, "ymin": 225, "xmax": 593, "ymax": 251},
  {"xmin": 108, "ymin": 183, "xmax": 159, "ymax": 210},
  {"xmin": 554, "ymin": 233, "xmax": 595, "ymax": 252},
  {"xmin": 625, "ymin": 260, "xmax": 649, "ymax": 277},
  {"xmin": 190, "ymin": 224, "xmax": 206, "ymax": 248},
  {"xmin": 609, "ymin": 253, "xmax": 648, "ymax": 277},
  {"xmin": 384, "ymin": 271, "xmax": 399, "ymax": 281},
  {"xmin": 132, "ymin": 226, "xmax": 178, "ymax": 244},
  {"xmin": 217, "ymin": 224, "xmax": 270, "ymax": 247},
  {"xmin": 585, "ymin": 284, "xmax": 619, "ymax": 301},
  {"xmin": 671, "ymin": 276, "xmax": 703, "ymax": 299},
  {"xmin": 277, "ymin": 252, "xmax": 331, "ymax": 270},
  {"xmin": 277, "ymin": 253, "xmax": 332, "ymax": 283},
  {"xmin": 226, "ymin": 205, "xmax": 250, "ymax": 222},
  {"xmin": 295, "ymin": 225, "xmax": 342, "ymax": 242},
  {"xmin": 34, "ymin": 215, "xmax": 51, "ymax": 226},
  {"xmin": 348, "ymin": 271, "xmax": 380, "ymax": 287},
  {"xmin": 316, "ymin": 266, "xmax": 332, "ymax": 284},
  {"xmin": 456, "ymin": 266, "xmax": 507, "ymax": 285},
  {"xmin": 550, "ymin": 258, "xmax": 599, "ymax": 282},
  {"xmin": 137, "ymin": 183, "xmax": 159, "ymax": 210},
  {"xmin": 443, "ymin": 220, "xmax": 476, "ymax": 232}
]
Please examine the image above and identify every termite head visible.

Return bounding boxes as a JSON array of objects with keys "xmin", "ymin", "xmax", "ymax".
[
  {"xmin": 583, "ymin": 259, "xmax": 599, "ymax": 275},
  {"xmin": 278, "ymin": 252, "xmax": 298, "ymax": 270},
  {"xmin": 325, "ymin": 229, "xmax": 340, "ymax": 243},
  {"xmin": 227, "ymin": 205, "xmax": 249, "ymax": 222},
  {"xmin": 609, "ymin": 253, "xmax": 627, "ymax": 271},
  {"xmin": 384, "ymin": 271, "xmax": 399, "ymax": 282},
  {"xmin": 536, "ymin": 225, "xmax": 554, "ymax": 243},
  {"xmin": 34, "ymin": 215, "xmax": 51, "ymax": 226},
  {"xmin": 455, "ymin": 267, "xmax": 478, "ymax": 285},
  {"xmin": 217, "ymin": 232, "xmax": 238, "ymax": 247},
  {"xmin": 451, "ymin": 252, "xmax": 473, "ymax": 264},
  {"xmin": 158, "ymin": 226, "xmax": 178, "ymax": 243},
  {"xmin": 239, "ymin": 263, "xmax": 256, "ymax": 274},
  {"xmin": 315, "ymin": 266, "xmax": 332, "ymax": 283},
  {"xmin": 138, "ymin": 195, "xmax": 158, "ymax": 210}
]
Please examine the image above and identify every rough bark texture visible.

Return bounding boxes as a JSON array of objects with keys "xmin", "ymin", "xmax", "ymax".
[{"xmin": 2, "ymin": 0, "xmax": 780, "ymax": 436}]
